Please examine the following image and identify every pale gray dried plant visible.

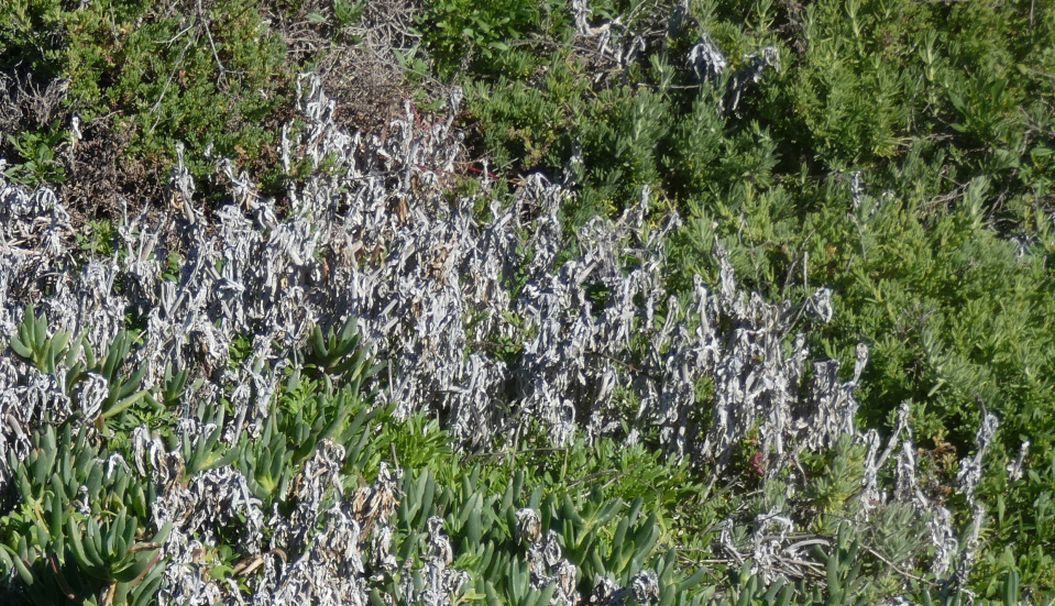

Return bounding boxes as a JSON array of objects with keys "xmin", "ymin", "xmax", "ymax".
[
  {"xmin": 571, "ymin": 0, "xmax": 647, "ymax": 74},
  {"xmin": 525, "ymin": 528, "xmax": 581, "ymax": 606},
  {"xmin": 686, "ymin": 33, "xmax": 779, "ymax": 113},
  {"xmin": 687, "ymin": 34, "xmax": 727, "ymax": 84},
  {"xmin": 397, "ymin": 517, "xmax": 469, "ymax": 606},
  {"xmin": 586, "ymin": 569, "xmax": 661, "ymax": 606}
]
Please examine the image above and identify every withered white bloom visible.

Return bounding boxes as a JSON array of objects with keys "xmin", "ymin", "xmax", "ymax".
[
  {"xmin": 399, "ymin": 517, "xmax": 469, "ymax": 606},
  {"xmin": 156, "ymin": 530, "xmax": 224, "ymax": 606},
  {"xmin": 1007, "ymin": 440, "xmax": 1029, "ymax": 481},
  {"xmin": 254, "ymin": 505, "xmax": 369, "ymax": 606},
  {"xmin": 153, "ymin": 463, "xmax": 274, "ymax": 605},
  {"xmin": 630, "ymin": 570, "xmax": 660, "ymax": 605},
  {"xmin": 350, "ymin": 462, "xmax": 402, "ymax": 575},
  {"xmin": 526, "ymin": 530, "xmax": 580, "ymax": 606},
  {"xmin": 569, "ymin": 0, "xmax": 646, "ymax": 70},
  {"xmin": 272, "ymin": 440, "xmax": 346, "ymax": 550},
  {"xmin": 859, "ymin": 408, "xmax": 905, "ymax": 515},
  {"xmin": 928, "ymin": 506, "xmax": 958, "ymax": 578},
  {"xmin": 956, "ymin": 413, "xmax": 998, "ymax": 501},
  {"xmin": 951, "ymin": 502, "xmax": 986, "ymax": 592},
  {"xmin": 369, "ymin": 521, "xmax": 397, "ymax": 576},
  {"xmin": 515, "ymin": 507, "xmax": 543, "ymax": 544},
  {"xmin": 571, "ymin": 0, "xmax": 592, "ymax": 35},
  {"xmin": 588, "ymin": 576, "xmax": 620, "ymax": 605},
  {"xmin": 850, "ymin": 171, "xmax": 865, "ymax": 210},
  {"xmin": 131, "ymin": 424, "xmax": 184, "ymax": 484},
  {"xmin": 726, "ymin": 47, "xmax": 780, "ymax": 113},
  {"xmin": 104, "ymin": 453, "xmax": 129, "ymax": 480},
  {"xmin": 0, "ymin": 358, "xmax": 72, "ymax": 490},
  {"xmin": 749, "ymin": 510, "xmax": 795, "ymax": 583},
  {"xmin": 75, "ymin": 372, "xmax": 108, "ymax": 420},
  {"xmin": 683, "ymin": 34, "xmax": 778, "ymax": 114},
  {"xmin": 687, "ymin": 34, "xmax": 727, "ymax": 84},
  {"xmin": 161, "ymin": 466, "xmax": 266, "ymax": 554},
  {"xmin": 895, "ymin": 439, "xmax": 926, "ymax": 509},
  {"xmin": 943, "ymin": 414, "xmax": 999, "ymax": 588}
]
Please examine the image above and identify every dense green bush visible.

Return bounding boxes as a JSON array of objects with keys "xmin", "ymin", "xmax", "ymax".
[{"xmin": 0, "ymin": 0, "xmax": 354, "ymax": 205}]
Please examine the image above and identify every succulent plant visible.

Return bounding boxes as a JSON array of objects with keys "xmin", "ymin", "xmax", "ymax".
[{"xmin": 0, "ymin": 425, "xmax": 167, "ymax": 605}]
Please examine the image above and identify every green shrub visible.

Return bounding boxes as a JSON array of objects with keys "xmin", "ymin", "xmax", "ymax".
[{"xmin": 0, "ymin": 0, "xmax": 352, "ymax": 205}]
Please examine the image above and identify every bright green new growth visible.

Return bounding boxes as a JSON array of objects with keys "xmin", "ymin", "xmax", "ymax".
[{"xmin": 1, "ymin": 426, "xmax": 168, "ymax": 606}]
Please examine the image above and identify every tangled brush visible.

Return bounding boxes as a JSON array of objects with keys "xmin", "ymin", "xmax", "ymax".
[{"xmin": 0, "ymin": 47, "xmax": 1005, "ymax": 602}]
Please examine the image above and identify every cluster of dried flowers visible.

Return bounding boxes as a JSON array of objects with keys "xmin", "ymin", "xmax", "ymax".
[{"xmin": 0, "ymin": 16, "xmax": 1004, "ymax": 603}]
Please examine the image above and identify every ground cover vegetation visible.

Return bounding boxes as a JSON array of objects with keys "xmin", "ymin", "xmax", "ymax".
[{"xmin": 0, "ymin": 0, "xmax": 1052, "ymax": 604}]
